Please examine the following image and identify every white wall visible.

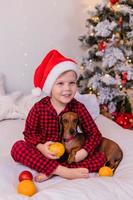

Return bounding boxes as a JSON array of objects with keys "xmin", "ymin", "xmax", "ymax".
[{"xmin": 0, "ymin": 0, "xmax": 100, "ymax": 93}]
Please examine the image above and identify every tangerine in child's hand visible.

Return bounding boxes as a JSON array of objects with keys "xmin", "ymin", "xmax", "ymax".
[
  {"xmin": 98, "ymin": 166, "xmax": 113, "ymax": 177},
  {"xmin": 49, "ymin": 142, "xmax": 65, "ymax": 158},
  {"xmin": 17, "ymin": 180, "xmax": 36, "ymax": 196},
  {"xmin": 19, "ymin": 170, "xmax": 33, "ymax": 182}
]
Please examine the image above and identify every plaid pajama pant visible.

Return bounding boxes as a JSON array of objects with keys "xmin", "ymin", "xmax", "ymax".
[{"xmin": 11, "ymin": 140, "xmax": 106, "ymax": 176}]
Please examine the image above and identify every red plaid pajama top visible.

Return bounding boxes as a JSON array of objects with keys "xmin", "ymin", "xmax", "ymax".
[{"xmin": 11, "ymin": 96, "xmax": 106, "ymax": 176}]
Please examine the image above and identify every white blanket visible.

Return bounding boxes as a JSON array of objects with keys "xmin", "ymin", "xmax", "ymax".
[{"xmin": 0, "ymin": 115, "xmax": 133, "ymax": 200}]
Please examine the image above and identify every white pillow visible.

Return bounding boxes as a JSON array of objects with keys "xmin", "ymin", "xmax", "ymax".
[
  {"xmin": 0, "ymin": 91, "xmax": 23, "ymax": 121},
  {"xmin": 75, "ymin": 92, "xmax": 100, "ymax": 120},
  {"xmin": 16, "ymin": 93, "xmax": 46, "ymax": 119}
]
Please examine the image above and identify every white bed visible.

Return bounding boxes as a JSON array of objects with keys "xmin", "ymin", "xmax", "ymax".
[
  {"xmin": 0, "ymin": 114, "xmax": 133, "ymax": 200},
  {"xmin": 0, "ymin": 88, "xmax": 133, "ymax": 200}
]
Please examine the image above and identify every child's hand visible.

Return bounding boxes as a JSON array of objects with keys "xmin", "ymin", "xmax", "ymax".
[
  {"xmin": 75, "ymin": 149, "xmax": 88, "ymax": 162},
  {"xmin": 36, "ymin": 141, "xmax": 58, "ymax": 160}
]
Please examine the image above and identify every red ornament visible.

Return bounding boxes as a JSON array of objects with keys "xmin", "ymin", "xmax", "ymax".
[
  {"xmin": 122, "ymin": 72, "xmax": 127, "ymax": 80},
  {"xmin": 110, "ymin": 0, "xmax": 119, "ymax": 5},
  {"xmin": 126, "ymin": 113, "xmax": 133, "ymax": 129},
  {"xmin": 122, "ymin": 72, "xmax": 127, "ymax": 86},
  {"xmin": 114, "ymin": 113, "xmax": 133, "ymax": 129},
  {"xmin": 19, "ymin": 170, "xmax": 33, "ymax": 182},
  {"xmin": 98, "ymin": 41, "xmax": 106, "ymax": 52},
  {"xmin": 118, "ymin": 17, "xmax": 123, "ymax": 27},
  {"xmin": 115, "ymin": 114, "xmax": 125, "ymax": 125}
]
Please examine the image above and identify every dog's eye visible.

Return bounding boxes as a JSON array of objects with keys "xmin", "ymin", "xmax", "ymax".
[
  {"xmin": 73, "ymin": 119, "xmax": 78, "ymax": 124},
  {"xmin": 63, "ymin": 119, "xmax": 68, "ymax": 123}
]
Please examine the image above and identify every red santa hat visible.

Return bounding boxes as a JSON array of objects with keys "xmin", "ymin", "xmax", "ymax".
[{"xmin": 32, "ymin": 49, "xmax": 79, "ymax": 96}]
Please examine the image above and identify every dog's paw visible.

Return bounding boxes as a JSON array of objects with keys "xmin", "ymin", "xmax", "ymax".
[{"xmin": 68, "ymin": 155, "xmax": 75, "ymax": 164}]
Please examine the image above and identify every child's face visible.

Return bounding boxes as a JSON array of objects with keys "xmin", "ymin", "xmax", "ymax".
[{"xmin": 51, "ymin": 71, "xmax": 77, "ymax": 106}]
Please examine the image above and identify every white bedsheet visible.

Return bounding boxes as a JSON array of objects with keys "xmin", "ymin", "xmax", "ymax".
[{"xmin": 0, "ymin": 115, "xmax": 133, "ymax": 200}]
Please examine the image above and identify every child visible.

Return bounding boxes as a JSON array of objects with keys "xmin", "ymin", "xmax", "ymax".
[{"xmin": 11, "ymin": 49, "xmax": 106, "ymax": 182}]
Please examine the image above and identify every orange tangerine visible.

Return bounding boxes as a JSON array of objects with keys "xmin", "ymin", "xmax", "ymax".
[
  {"xmin": 49, "ymin": 142, "xmax": 65, "ymax": 158},
  {"xmin": 17, "ymin": 180, "xmax": 36, "ymax": 196},
  {"xmin": 98, "ymin": 166, "xmax": 113, "ymax": 177}
]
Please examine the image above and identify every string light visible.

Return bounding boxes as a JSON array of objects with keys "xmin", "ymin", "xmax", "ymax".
[
  {"xmin": 112, "ymin": 4, "xmax": 120, "ymax": 12},
  {"xmin": 90, "ymin": 32, "xmax": 94, "ymax": 36},
  {"xmin": 88, "ymin": 87, "xmax": 93, "ymax": 94},
  {"xmin": 97, "ymin": 92, "xmax": 100, "ymax": 96},
  {"xmin": 119, "ymin": 84, "xmax": 123, "ymax": 89},
  {"xmin": 92, "ymin": 16, "xmax": 100, "ymax": 23}
]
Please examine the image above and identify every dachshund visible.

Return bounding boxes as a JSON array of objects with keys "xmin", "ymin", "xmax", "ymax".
[{"xmin": 59, "ymin": 111, "xmax": 123, "ymax": 173}]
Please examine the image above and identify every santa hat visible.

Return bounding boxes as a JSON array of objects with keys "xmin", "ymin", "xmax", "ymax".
[{"xmin": 32, "ymin": 49, "xmax": 79, "ymax": 96}]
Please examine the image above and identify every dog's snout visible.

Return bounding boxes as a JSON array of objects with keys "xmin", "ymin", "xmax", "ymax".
[{"xmin": 70, "ymin": 128, "xmax": 76, "ymax": 135}]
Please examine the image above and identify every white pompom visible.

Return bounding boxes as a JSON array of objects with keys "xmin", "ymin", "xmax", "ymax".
[{"xmin": 32, "ymin": 87, "xmax": 42, "ymax": 97}]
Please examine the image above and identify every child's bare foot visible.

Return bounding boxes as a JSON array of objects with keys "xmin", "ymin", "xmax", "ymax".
[
  {"xmin": 34, "ymin": 166, "xmax": 89, "ymax": 182},
  {"xmin": 53, "ymin": 166, "xmax": 89, "ymax": 179},
  {"xmin": 34, "ymin": 173, "xmax": 52, "ymax": 182}
]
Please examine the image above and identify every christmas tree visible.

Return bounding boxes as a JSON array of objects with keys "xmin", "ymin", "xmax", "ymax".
[{"xmin": 78, "ymin": 0, "xmax": 133, "ymax": 115}]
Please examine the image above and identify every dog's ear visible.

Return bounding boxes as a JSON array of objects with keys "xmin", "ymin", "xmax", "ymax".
[
  {"xmin": 77, "ymin": 117, "xmax": 83, "ymax": 133},
  {"xmin": 58, "ymin": 116, "xmax": 64, "ymax": 137},
  {"xmin": 77, "ymin": 117, "xmax": 80, "ymax": 126}
]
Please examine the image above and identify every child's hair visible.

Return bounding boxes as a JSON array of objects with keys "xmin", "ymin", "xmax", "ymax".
[{"xmin": 32, "ymin": 49, "xmax": 79, "ymax": 97}]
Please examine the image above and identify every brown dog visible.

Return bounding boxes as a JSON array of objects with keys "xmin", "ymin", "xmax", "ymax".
[{"xmin": 60, "ymin": 111, "xmax": 123, "ymax": 173}]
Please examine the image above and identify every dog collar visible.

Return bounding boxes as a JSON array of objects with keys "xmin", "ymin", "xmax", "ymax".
[{"xmin": 63, "ymin": 136, "xmax": 75, "ymax": 143}]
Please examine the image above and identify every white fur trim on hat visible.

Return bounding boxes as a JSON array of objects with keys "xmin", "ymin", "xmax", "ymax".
[
  {"xmin": 32, "ymin": 87, "xmax": 42, "ymax": 97},
  {"xmin": 43, "ymin": 61, "xmax": 79, "ymax": 96}
]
